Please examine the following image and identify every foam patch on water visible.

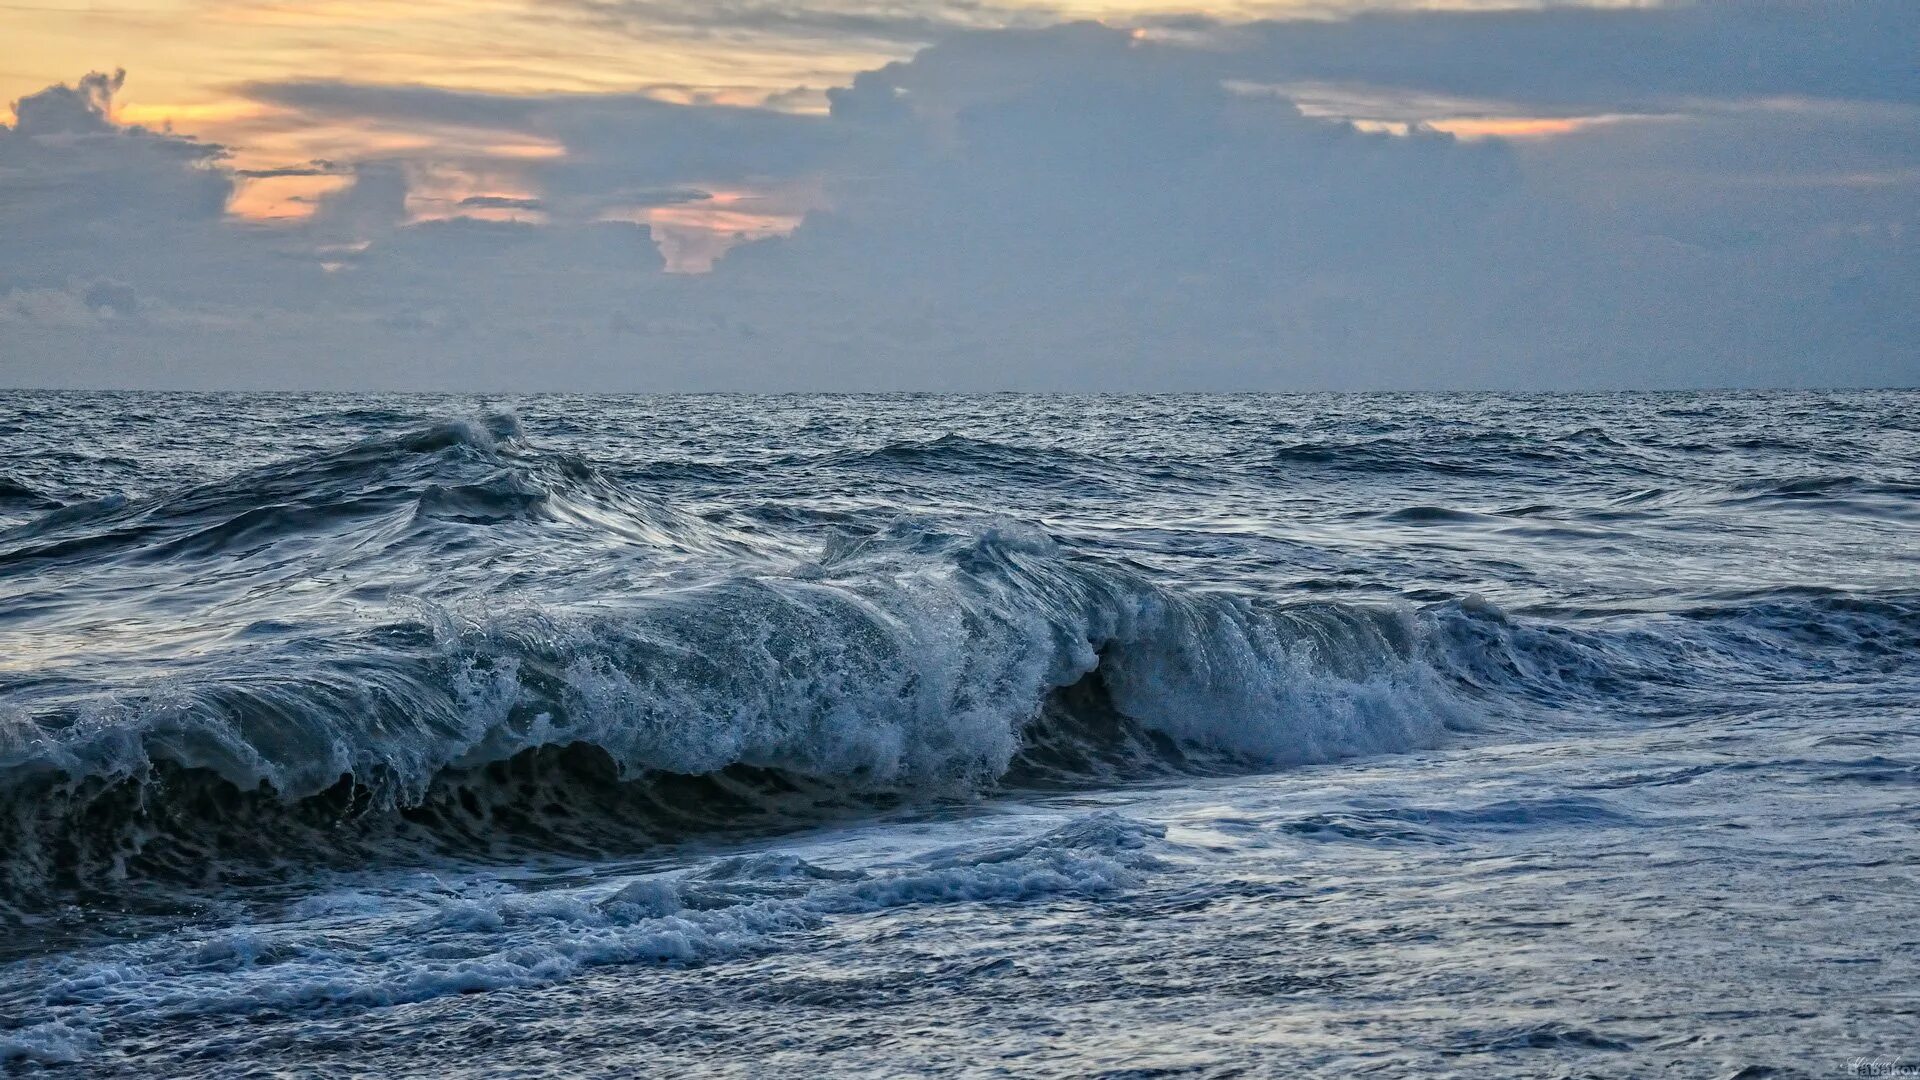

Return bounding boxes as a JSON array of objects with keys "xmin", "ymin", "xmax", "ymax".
[
  {"xmin": 20, "ymin": 812, "xmax": 1163, "ymax": 1058},
  {"xmin": 0, "ymin": 1019, "xmax": 99, "ymax": 1067}
]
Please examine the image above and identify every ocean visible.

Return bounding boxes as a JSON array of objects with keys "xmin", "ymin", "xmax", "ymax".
[{"xmin": 1, "ymin": 390, "xmax": 1915, "ymax": 1077}]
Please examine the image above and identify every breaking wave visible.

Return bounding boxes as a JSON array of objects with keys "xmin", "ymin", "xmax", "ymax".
[{"xmin": 2, "ymin": 414, "xmax": 1915, "ymax": 915}]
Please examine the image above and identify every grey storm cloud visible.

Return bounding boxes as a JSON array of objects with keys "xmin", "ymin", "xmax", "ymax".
[
  {"xmin": 459, "ymin": 195, "xmax": 545, "ymax": 210},
  {"xmin": 235, "ymin": 79, "xmax": 837, "ymax": 224},
  {"xmin": 2, "ymin": 0, "xmax": 1916, "ymax": 390},
  {"xmin": 236, "ymin": 160, "xmax": 345, "ymax": 179},
  {"xmin": 1227, "ymin": 0, "xmax": 1920, "ymax": 110},
  {"xmin": 239, "ymin": 80, "xmax": 835, "ymax": 186},
  {"xmin": 9, "ymin": 70, "xmax": 127, "ymax": 136},
  {"xmin": 0, "ymin": 70, "xmax": 232, "ymax": 235}
]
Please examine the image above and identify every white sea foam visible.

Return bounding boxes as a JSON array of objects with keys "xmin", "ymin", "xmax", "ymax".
[
  {"xmin": 0, "ymin": 1019, "xmax": 99, "ymax": 1066},
  {"xmin": 3, "ymin": 521, "xmax": 1479, "ymax": 813},
  {"xmin": 28, "ymin": 812, "xmax": 1163, "ymax": 1046}
]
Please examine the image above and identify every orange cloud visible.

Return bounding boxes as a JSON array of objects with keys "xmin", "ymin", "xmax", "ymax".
[
  {"xmin": 1427, "ymin": 115, "xmax": 1631, "ymax": 140},
  {"xmin": 227, "ymin": 172, "xmax": 355, "ymax": 221},
  {"xmin": 1348, "ymin": 113, "xmax": 1641, "ymax": 141},
  {"xmin": 599, "ymin": 187, "xmax": 817, "ymax": 273}
]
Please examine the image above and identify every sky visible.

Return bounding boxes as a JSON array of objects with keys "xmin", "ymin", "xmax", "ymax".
[{"xmin": 0, "ymin": 0, "xmax": 1915, "ymax": 390}]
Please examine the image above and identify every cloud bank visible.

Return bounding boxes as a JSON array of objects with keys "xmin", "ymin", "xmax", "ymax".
[{"xmin": 2, "ymin": 1, "xmax": 1915, "ymax": 389}]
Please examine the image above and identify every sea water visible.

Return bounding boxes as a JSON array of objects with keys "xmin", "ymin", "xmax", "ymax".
[{"xmin": 1, "ymin": 391, "xmax": 1915, "ymax": 1076}]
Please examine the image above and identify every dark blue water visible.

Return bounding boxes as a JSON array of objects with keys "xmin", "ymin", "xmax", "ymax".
[{"xmin": 1, "ymin": 391, "xmax": 1916, "ymax": 1076}]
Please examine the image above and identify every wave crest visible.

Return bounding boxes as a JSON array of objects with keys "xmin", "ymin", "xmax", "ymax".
[
  {"xmin": 4, "ymin": 414, "xmax": 1915, "ymax": 915},
  {"xmin": 0, "ymin": 510, "xmax": 1474, "ymax": 912}
]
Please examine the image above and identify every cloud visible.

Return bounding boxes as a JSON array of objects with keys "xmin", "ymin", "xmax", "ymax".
[
  {"xmin": 237, "ymin": 161, "xmax": 346, "ymax": 179},
  {"xmin": 238, "ymin": 80, "xmax": 832, "ymax": 181},
  {"xmin": 807, "ymin": 23, "xmax": 1519, "ymax": 281},
  {"xmin": 554, "ymin": 0, "xmax": 1065, "ymax": 48},
  {"xmin": 459, "ymin": 195, "xmax": 545, "ymax": 210},
  {"xmin": 9, "ymin": 69, "xmax": 127, "ymax": 136},
  {"xmin": 0, "ymin": 70, "xmax": 232, "ymax": 241},
  {"xmin": 1, "ymin": 2, "xmax": 1916, "ymax": 389},
  {"xmin": 1223, "ymin": 0, "xmax": 1920, "ymax": 110},
  {"xmin": 234, "ymin": 79, "xmax": 834, "ymax": 227},
  {"xmin": 308, "ymin": 161, "xmax": 410, "ymax": 243},
  {"xmin": 0, "ymin": 279, "xmax": 143, "ymax": 327}
]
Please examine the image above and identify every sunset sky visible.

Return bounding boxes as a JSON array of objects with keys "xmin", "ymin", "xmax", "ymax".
[{"xmin": 3, "ymin": 0, "xmax": 1915, "ymax": 388}]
